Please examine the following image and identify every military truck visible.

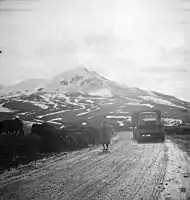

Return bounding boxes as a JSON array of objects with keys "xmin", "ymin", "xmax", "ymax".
[{"xmin": 131, "ymin": 109, "xmax": 165, "ymax": 142}]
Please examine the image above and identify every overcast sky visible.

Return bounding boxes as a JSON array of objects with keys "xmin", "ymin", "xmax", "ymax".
[{"xmin": 0, "ymin": 0, "xmax": 189, "ymax": 100}]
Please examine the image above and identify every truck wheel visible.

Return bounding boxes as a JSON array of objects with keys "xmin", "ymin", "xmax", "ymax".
[{"xmin": 160, "ymin": 137, "xmax": 165, "ymax": 142}]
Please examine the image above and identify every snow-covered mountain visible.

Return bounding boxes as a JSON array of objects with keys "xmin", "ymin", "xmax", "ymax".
[
  {"xmin": 0, "ymin": 67, "xmax": 150, "ymax": 97},
  {"xmin": 0, "ymin": 67, "xmax": 189, "ymax": 105},
  {"xmin": 33, "ymin": 67, "xmax": 155, "ymax": 98},
  {"xmin": 44, "ymin": 67, "xmax": 128, "ymax": 95},
  {"xmin": 0, "ymin": 67, "xmax": 189, "ymax": 128}
]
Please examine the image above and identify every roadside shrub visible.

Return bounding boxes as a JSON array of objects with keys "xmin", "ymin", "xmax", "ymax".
[
  {"xmin": 30, "ymin": 124, "xmax": 68, "ymax": 153},
  {"xmin": 164, "ymin": 125, "xmax": 190, "ymax": 135},
  {"xmin": 0, "ymin": 121, "xmax": 101, "ymax": 171}
]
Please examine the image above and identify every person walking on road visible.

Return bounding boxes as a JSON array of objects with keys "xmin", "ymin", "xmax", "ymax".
[{"xmin": 100, "ymin": 118, "xmax": 113, "ymax": 151}]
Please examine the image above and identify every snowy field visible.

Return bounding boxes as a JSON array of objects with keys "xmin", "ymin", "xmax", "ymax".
[{"xmin": 0, "ymin": 90, "xmax": 189, "ymax": 130}]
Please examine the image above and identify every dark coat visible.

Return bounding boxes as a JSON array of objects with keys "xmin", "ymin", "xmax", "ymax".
[{"xmin": 99, "ymin": 122, "xmax": 113, "ymax": 145}]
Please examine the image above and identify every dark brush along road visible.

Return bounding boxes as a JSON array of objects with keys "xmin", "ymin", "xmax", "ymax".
[{"xmin": 0, "ymin": 132, "xmax": 190, "ymax": 200}]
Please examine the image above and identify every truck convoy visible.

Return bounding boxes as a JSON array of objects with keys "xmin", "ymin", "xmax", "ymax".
[{"xmin": 131, "ymin": 109, "xmax": 165, "ymax": 142}]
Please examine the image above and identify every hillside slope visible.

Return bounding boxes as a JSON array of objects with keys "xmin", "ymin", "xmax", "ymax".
[{"xmin": 0, "ymin": 67, "xmax": 189, "ymax": 128}]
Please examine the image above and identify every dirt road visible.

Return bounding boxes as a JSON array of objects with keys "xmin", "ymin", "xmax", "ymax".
[{"xmin": 0, "ymin": 131, "xmax": 190, "ymax": 200}]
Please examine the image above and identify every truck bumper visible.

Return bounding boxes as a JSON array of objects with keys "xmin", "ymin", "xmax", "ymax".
[{"xmin": 138, "ymin": 132, "xmax": 165, "ymax": 140}]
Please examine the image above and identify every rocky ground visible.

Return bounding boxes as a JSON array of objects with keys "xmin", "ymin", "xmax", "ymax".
[{"xmin": 0, "ymin": 131, "xmax": 190, "ymax": 200}]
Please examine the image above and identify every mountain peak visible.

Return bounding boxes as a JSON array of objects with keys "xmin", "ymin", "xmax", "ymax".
[
  {"xmin": 43, "ymin": 66, "xmax": 114, "ymax": 93},
  {"xmin": 52, "ymin": 66, "xmax": 99, "ymax": 83},
  {"xmin": 60, "ymin": 66, "xmax": 93, "ymax": 75}
]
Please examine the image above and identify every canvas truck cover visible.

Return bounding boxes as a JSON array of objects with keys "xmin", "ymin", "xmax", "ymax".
[{"xmin": 131, "ymin": 109, "xmax": 161, "ymax": 126}]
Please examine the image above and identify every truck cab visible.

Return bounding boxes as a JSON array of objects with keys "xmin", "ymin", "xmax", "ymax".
[{"xmin": 132, "ymin": 109, "xmax": 165, "ymax": 142}]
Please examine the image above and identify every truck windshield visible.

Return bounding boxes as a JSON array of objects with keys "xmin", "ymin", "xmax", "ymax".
[{"xmin": 138, "ymin": 112, "xmax": 158, "ymax": 126}]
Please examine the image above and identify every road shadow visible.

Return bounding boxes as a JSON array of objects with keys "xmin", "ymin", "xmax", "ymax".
[
  {"xmin": 97, "ymin": 151, "xmax": 111, "ymax": 155},
  {"xmin": 131, "ymin": 137, "xmax": 164, "ymax": 144},
  {"xmin": 137, "ymin": 140, "xmax": 165, "ymax": 144}
]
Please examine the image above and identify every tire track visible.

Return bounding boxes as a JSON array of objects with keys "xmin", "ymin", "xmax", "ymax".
[
  {"xmin": 130, "ymin": 153, "xmax": 163, "ymax": 200},
  {"xmin": 64, "ymin": 143, "xmax": 136, "ymax": 183},
  {"xmin": 24, "ymin": 138, "xmax": 128, "ymax": 185},
  {"xmin": 108, "ymin": 143, "xmax": 164, "ymax": 200},
  {"xmin": 150, "ymin": 144, "xmax": 168, "ymax": 200},
  {"xmin": 87, "ymin": 143, "xmax": 160, "ymax": 200},
  {"xmin": 0, "ymin": 134, "xmax": 123, "ymax": 188},
  {"xmin": 0, "ymin": 132, "xmax": 172, "ymax": 200},
  {"xmin": 56, "ymin": 144, "xmax": 144, "ymax": 200},
  {"xmin": 85, "ymin": 154, "xmax": 151, "ymax": 199},
  {"xmin": 63, "ymin": 137, "xmax": 129, "ymax": 174},
  {"xmin": 0, "ymin": 133, "xmax": 131, "ymax": 198},
  {"xmin": 50, "ymin": 144, "xmax": 137, "ymax": 197},
  {"xmin": 77, "ymin": 149, "xmax": 146, "ymax": 200},
  {"xmin": 130, "ymin": 145, "xmax": 167, "ymax": 200}
]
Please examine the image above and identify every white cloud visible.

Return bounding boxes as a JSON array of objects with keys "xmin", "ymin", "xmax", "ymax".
[{"xmin": 0, "ymin": 0, "xmax": 189, "ymax": 101}]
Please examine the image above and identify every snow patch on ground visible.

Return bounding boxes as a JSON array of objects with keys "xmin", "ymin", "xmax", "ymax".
[
  {"xmin": 141, "ymin": 104, "xmax": 155, "ymax": 108},
  {"xmin": 76, "ymin": 107, "xmax": 100, "ymax": 116},
  {"xmin": 40, "ymin": 93, "xmax": 87, "ymax": 110},
  {"xmin": 38, "ymin": 110, "xmax": 70, "ymax": 119},
  {"xmin": 85, "ymin": 100, "xmax": 94, "ymax": 103},
  {"xmin": 124, "ymin": 97, "xmax": 142, "ymax": 102},
  {"xmin": 88, "ymin": 116, "xmax": 93, "ymax": 119},
  {"xmin": 47, "ymin": 121, "xmax": 62, "ymax": 125},
  {"xmin": 50, "ymin": 118, "xmax": 62, "ymax": 122},
  {"xmin": 16, "ymin": 99, "xmax": 49, "ymax": 109},
  {"xmin": 76, "ymin": 112, "xmax": 89, "ymax": 116},
  {"xmin": 89, "ymin": 88, "xmax": 112, "ymax": 97},
  {"xmin": 31, "ymin": 102, "xmax": 48, "ymax": 109},
  {"xmin": 19, "ymin": 112, "xmax": 31, "ymax": 116},
  {"xmin": 73, "ymin": 107, "xmax": 85, "ymax": 111},
  {"xmin": 162, "ymin": 118, "xmax": 182, "ymax": 126},
  {"xmin": 33, "ymin": 119, "xmax": 44, "ymax": 123},
  {"xmin": 0, "ymin": 103, "xmax": 15, "ymax": 112},
  {"xmin": 47, "ymin": 118, "xmax": 63, "ymax": 124},
  {"xmin": 140, "ymin": 96, "xmax": 189, "ymax": 110},
  {"xmin": 0, "ymin": 107, "xmax": 14, "ymax": 113},
  {"xmin": 116, "ymin": 111, "xmax": 129, "ymax": 114},
  {"xmin": 40, "ymin": 94, "xmax": 59, "ymax": 108},
  {"xmin": 101, "ymin": 102, "xmax": 114, "ymax": 105},
  {"xmin": 140, "ymin": 96, "xmax": 177, "ymax": 106},
  {"xmin": 106, "ymin": 115, "xmax": 130, "ymax": 120},
  {"xmin": 127, "ymin": 101, "xmax": 154, "ymax": 108}
]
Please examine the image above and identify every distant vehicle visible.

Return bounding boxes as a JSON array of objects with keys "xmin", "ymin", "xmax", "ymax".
[{"xmin": 131, "ymin": 109, "xmax": 165, "ymax": 142}]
